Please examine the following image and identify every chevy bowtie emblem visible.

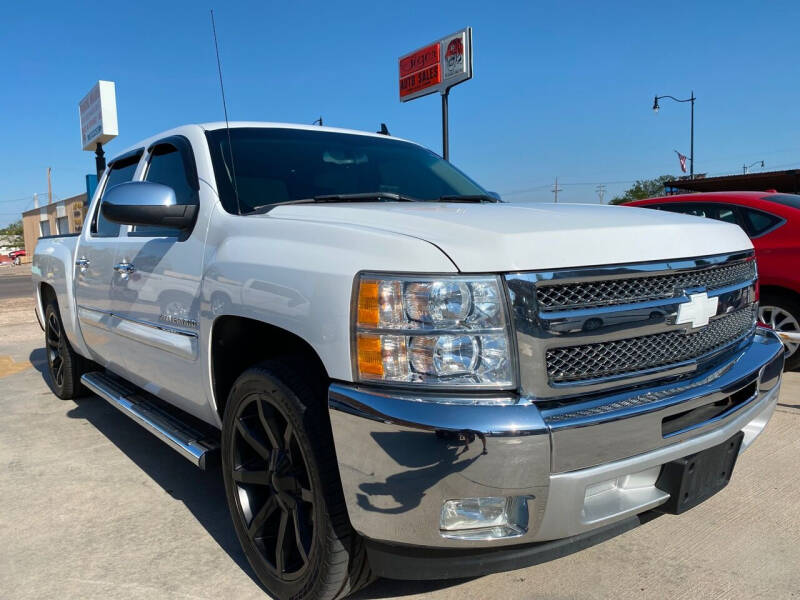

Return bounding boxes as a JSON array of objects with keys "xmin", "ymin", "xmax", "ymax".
[{"xmin": 675, "ymin": 291, "xmax": 719, "ymax": 329}]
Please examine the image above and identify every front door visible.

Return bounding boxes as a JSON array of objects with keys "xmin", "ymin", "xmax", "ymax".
[{"xmin": 105, "ymin": 137, "xmax": 212, "ymax": 421}]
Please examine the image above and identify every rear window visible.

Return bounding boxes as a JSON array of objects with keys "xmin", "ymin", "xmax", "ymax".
[
  {"xmin": 763, "ymin": 194, "xmax": 800, "ymax": 210},
  {"xmin": 741, "ymin": 208, "xmax": 782, "ymax": 237}
]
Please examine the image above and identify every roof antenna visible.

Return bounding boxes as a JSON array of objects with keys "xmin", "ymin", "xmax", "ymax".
[
  {"xmin": 377, "ymin": 123, "xmax": 390, "ymax": 135},
  {"xmin": 210, "ymin": 9, "xmax": 241, "ymax": 215},
  {"xmin": 312, "ymin": 117, "xmax": 323, "ymax": 126}
]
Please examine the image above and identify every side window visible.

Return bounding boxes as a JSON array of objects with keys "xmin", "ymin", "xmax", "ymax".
[
  {"xmin": 132, "ymin": 143, "xmax": 197, "ymax": 237},
  {"xmin": 659, "ymin": 203, "xmax": 706, "ymax": 217},
  {"xmin": 740, "ymin": 208, "xmax": 783, "ymax": 238},
  {"xmin": 91, "ymin": 152, "xmax": 142, "ymax": 237},
  {"xmin": 705, "ymin": 205, "xmax": 739, "ymax": 225}
]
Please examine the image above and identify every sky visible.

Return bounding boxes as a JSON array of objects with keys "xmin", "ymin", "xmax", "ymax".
[{"xmin": 2, "ymin": 0, "xmax": 800, "ymax": 227}]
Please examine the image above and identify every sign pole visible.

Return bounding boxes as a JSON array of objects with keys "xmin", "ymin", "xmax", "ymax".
[
  {"xmin": 95, "ymin": 143, "xmax": 106, "ymax": 180},
  {"xmin": 442, "ymin": 89, "xmax": 450, "ymax": 161},
  {"xmin": 398, "ymin": 27, "xmax": 472, "ymax": 162}
]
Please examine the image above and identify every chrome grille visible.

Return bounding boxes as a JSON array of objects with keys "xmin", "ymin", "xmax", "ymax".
[
  {"xmin": 536, "ymin": 260, "xmax": 755, "ymax": 312},
  {"xmin": 545, "ymin": 306, "xmax": 756, "ymax": 384}
]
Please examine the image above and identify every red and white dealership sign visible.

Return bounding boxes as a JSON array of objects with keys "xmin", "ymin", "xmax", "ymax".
[{"xmin": 399, "ymin": 27, "xmax": 473, "ymax": 102}]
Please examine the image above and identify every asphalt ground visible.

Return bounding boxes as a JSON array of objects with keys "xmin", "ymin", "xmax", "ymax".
[
  {"xmin": 0, "ymin": 273, "xmax": 798, "ymax": 599},
  {"xmin": 0, "ymin": 263, "xmax": 34, "ymax": 300}
]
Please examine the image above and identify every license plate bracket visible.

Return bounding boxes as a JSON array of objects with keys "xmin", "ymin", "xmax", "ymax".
[{"xmin": 654, "ymin": 431, "xmax": 744, "ymax": 515}]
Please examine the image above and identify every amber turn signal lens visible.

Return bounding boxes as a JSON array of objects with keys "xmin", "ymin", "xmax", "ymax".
[
  {"xmin": 356, "ymin": 333, "xmax": 384, "ymax": 378},
  {"xmin": 357, "ymin": 280, "xmax": 379, "ymax": 328}
]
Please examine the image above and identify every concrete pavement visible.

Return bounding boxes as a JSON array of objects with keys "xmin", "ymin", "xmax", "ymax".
[{"xmin": 0, "ymin": 291, "xmax": 798, "ymax": 599}]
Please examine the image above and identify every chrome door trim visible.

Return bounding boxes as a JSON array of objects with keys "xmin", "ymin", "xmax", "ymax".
[{"xmin": 77, "ymin": 305, "xmax": 197, "ymax": 360}]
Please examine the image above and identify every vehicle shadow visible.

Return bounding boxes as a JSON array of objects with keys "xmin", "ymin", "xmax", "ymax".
[
  {"xmin": 60, "ymin": 392, "xmax": 262, "ymax": 590},
  {"xmin": 54, "ymin": 377, "xmax": 472, "ymax": 598},
  {"xmin": 350, "ymin": 577, "xmax": 475, "ymax": 599},
  {"xmin": 29, "ymin": 347, "xmax": 48, "ymax": 376}
]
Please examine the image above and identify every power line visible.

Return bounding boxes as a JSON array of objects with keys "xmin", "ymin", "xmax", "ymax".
[
  {"xmin": 501, "ymin": 178, "xmax": 642, "ymax": 196},
  {"xmin": 0, "ymin": 196, "xmax": 31, "ymax": 202}
]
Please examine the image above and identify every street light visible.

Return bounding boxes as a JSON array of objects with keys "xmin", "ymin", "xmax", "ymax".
[
  {"xmin": 653, "ymin": 91, "xmax": 696, "ymax": 178},
  {"xmin": 743, "ymin": 160, "xmax": 765, "ymax": 174}
]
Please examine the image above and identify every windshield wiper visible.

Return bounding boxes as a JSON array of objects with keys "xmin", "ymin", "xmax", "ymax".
[
  {"xmin": 244, "ymin": 192, "xmax": 421, "ymax": 214},
  {"xmin": 242, "ymin": 192, "xmax": 495, "ymax": 215},
  {"xmin": 436, "ymin": 194, "xmax": 500, "ymax": 203},
  {"xmin": 311, "ymin": 192, "xmax": 420, "ymax": 203}
]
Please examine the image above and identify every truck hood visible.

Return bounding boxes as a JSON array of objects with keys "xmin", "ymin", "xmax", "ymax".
[{"xmin": 267, "ymin": 202, "xmax": 753, "ymax": 272}]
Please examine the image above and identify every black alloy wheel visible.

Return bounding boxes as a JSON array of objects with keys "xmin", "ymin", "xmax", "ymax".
[
  {"xmin": 230, "ymin": 391, "xmax": 314, "ymax": 579},
  {"xmin": 221, "ymin": 362, "xmax": 373, "ymax": 600},
  {"xmin": 46, "ymin": 310, "xmax": 66, "ymax": 389},
  {"xmin": 44, "ymin": 301, "xmax": 85, "ymax": 399}
]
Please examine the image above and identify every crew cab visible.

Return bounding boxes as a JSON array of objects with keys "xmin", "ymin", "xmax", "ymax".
[
  {"xmin": 32, "ymin": 123, "xmax": 784, "ymax": 600},
  {"xmin": 627, "ymin": 191, "xmax": 800, "ymax": 368}
]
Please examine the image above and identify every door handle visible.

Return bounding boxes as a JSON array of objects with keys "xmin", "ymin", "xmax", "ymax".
[
  {"xmin": 75, "ymin": 257, "xmax": 90, "ymax": 271},
  {"xmin": 113, "ymin": 262, "xmax": 136, "ymax": 275}
]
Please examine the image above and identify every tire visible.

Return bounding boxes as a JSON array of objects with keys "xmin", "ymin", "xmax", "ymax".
[
  {"xmin": 759, "ymin": 294, "xmax": 800, "ymax": 370},
  {"xmin": 44, "ymin": 300, "xmax": 86, "ymax": 399},
  {"xmin": 221, "ymin": 361, "xmax": 373, "ymax": 600}
]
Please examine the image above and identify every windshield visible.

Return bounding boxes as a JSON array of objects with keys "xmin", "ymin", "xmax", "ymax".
[{"xmin": 205, "ymin": 127, "xmax": 487, "ymax": 214}]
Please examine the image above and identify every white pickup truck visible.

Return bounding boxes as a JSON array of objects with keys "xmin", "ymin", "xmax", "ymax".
[{"xmin": 32, "ymin": 122, "xmax": 784, "ymax": 600}]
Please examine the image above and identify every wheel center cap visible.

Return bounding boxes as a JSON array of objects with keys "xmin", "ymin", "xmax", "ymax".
[{"xmin": 270, "ymin": 452, "xmax": 297, "ymax": 507}]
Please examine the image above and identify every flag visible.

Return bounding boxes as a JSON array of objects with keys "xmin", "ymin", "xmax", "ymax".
[{"xmin": 675, "ymin": 150, "xmax": 687, "ymax": 173}]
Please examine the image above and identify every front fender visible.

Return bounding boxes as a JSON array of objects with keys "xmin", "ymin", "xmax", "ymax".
[{"xmin": 199, "ymin": 207, "xmax": 458, "ymax": 402}]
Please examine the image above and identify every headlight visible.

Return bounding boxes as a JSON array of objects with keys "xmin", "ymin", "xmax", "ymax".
[{"xmin": 353, "ymin": 274, "xmax": 515, "ymax": 388}]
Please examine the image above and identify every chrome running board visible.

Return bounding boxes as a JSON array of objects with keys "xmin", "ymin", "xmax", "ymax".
[{"xmin": 81, "ymin": 371, "xmax": 219, "ymax": 469}]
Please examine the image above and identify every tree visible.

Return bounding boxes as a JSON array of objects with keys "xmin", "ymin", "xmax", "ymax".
[
  {"xmin": 0, "ymin": 220, "xmax": 24, "ymax": 248},
  {"xmin": 609, "ymin": 175, "xmax": 676, "ymax": 205}
]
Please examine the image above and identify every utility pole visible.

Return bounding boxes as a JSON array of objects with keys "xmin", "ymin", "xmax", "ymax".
[
  {"xmin": 689, "ymin": 90, "xmax": 694, "ymax": 179},
  {"xmin": 743, "ymin": 160, "xmax": 764, "ymax": 174},
  {"xmin": 47, "ymin": 167, "xmax": 53, "ymax": 204},
  {"xmin": 552, "ymin": 177, "xmax": 562, "ymax": 203},
  {"xmin": 596, "ymin": 184, "xmax": 607, "ymax": 204}
]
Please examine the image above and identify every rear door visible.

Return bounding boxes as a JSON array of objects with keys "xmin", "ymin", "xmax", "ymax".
[
  {"xmin": 105, "ymin": 136, "xmax": 212, "ymax": 420},
  {"xmin": 74, "ymin": 150, "xmax": 143, "ymax": 367}
]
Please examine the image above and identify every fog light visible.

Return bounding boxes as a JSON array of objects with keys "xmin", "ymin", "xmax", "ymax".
[
  {"xmin": 440, "ymin": 496, "xmax": 528, "ymax": 540},
  {"xmin": 440, "ymin": 497, "xmax": 510, "ymax": 531}
]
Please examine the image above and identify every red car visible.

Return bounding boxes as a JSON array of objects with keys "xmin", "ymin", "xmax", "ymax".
[
  {"xmin": 8, "ymin": 249, "xmax": 26, "ymax": 265},
  {"xmin": 627, "ymin": 191, "xmax": 800, "ymax": 369}
]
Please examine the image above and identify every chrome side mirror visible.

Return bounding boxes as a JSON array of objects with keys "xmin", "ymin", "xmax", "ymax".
[{"xmin": 101, "ymin": 181, "xmax": 198, "ymax": 230}]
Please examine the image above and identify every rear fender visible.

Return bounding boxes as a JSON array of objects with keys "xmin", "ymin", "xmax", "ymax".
[{"xmin": 33, "ymin": 238, "xmax": 92, "ymax": 359}]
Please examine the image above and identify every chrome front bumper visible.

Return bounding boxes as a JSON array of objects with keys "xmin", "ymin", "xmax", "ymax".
[{"xmin": 328, "ymin": 329, "xmax": 784, "ymax": 549}]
